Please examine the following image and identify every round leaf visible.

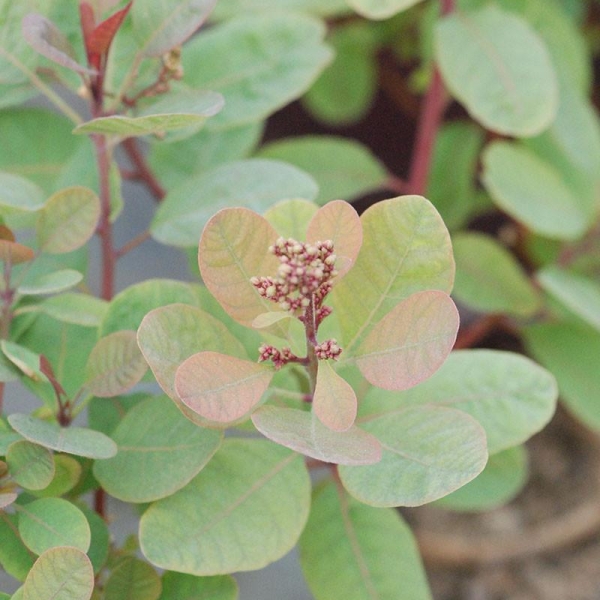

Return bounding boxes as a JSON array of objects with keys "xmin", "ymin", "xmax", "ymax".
[
  {"xmin": 32, "ymin": 454, "xmax": 81, "ymax": 498},
  {"xmin": 6, "ymin": 440, "xmax": 54, "ymax": 490},
  {"xmin": 435, "ymin": 5, "xmax": 558, "ymax": 136},
  {"xmin": 252, "ymin": 406, "xmax": 381, "ymax": 466},
  {"xmin": 313, "ymin": 361, "xmax": 357, "ymax": 431},
  {"xmin": 299, "ymin": 482, "xmax": 431, "ymax": 600},
  {"xmin": 103, "ymin": 557, "xmax": 161, "ymax": 600},
  {"xmin": 152, "ymin": 159, "xmax": 318, "ymax": 248},
  {"xmin": 175, "ymin": 352, "xmax": 273, "ymax": 425},
  {"xmin": 347, "ymin": 0, "xmax": 424, "ymax": 19},
  {"xmin": 18, "ymin": 498, "xmax": 91, "ymax": 555},
  {"xmin": 37, "ymin": 187, "xmax": 101, "ymax": 254},
  {"xmin": 339, "ymin": 406, "xmax": 488, "ymax": 507},
  {"xmin": 17, "ymin": 269, "xmax": 83, "ymax": 296},
  {"xmin": 93, "ymin": 396, "xmax": 222, "ymax": 502},
  {"xmin": 355, "ymin": 290, "xmax": 459, "ymax": 391},
  {"xmin": 84, "ymin": 331, "xmax": 147, "ymax": 397},
  {"xmin": 21, "ymin": 547, "xmax": 93, "ymax": 600},
  {"xmin": 0, "ymin": 172, "xmax": 45, "ymax": 212},
  {"xmin": 160, "ymin": 572, "xmax": 237, "ymax": 600},
  {"xmin": 140, "ymin": 439, "xmax": 311, "ymax": 575},
  {"xmin": 8, "ymin": 414, "xmax": 117, "ymax": 459}
]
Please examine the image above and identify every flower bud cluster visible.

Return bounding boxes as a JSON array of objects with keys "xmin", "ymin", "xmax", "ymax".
[
  {"xmin": 314, "ymin": 339, "xmax": 342, "ymax": 361},
  {"xmin": 258, "ymin": 344, "xmax": 298, "ymax": 370},
  {"xmin": 250, "ymin": 237, "xmax": 337, "ymax": 315}
]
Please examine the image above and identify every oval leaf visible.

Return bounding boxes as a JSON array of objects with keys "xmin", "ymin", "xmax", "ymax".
[
  {"xmin": 435, "ymin": 5, "xmax": 558, "ymax": 136},
  {"xmin": 18, "ymin": 498, "xmax": 91, "ymax": 555},
  {"xmin": 313, "ymin": 361, "xmax": 357, "ymax": 431},
  {"xmin": 306, "ymin": 200, "xmax": 362, "ymax": 279},
  {"xmin": 37, "ymin": 187, "xmax": 101, "ymax": 254},
  {"xmin": 339, "ymin": 406, "xmax": 488, "ymax": 507},
  {"xmin": 0, "ymin": 492, "xmax": 17, "ymax": 509},
  {"xmin": 152, "ymin": 159, "xmax": 318, "ymax": 247},
  {"xmin": 0, "ymin": 240, "xmax": 35, "ymax": 265},
  {"xmin": 39, "ymin": 293, "xmax": 108, "ymax": 327},
  {"xmin": 0, "ymin": 172, "xmax": 45, "ymax": 212},
  {"xmin": 252, "ymin": 406, "xmax": 381, "ymax": 466},
  {"xmin": 103, "ymin": 556, "xmax": 161, "ymax": 600},
  {"xmin": 132, "ymin": 0, "xmax": 216, "ymax": 57},
  {"xmin": 6, "ymin": 440, "xmax": 54, "ymax": 490},
  {"xmin": 347, "ymin": 0, "xmax": 424, "ymax": 20},
  {"xmin": 140, "ymin": 439, "xmax": 310, "ymax": 575},
  {"xmin": 197, "ymin": 207, "xmax": 282, "ymax": 326},
  {"xmin": 160, "ymin": 572, "xmax": 238, "ymax": 600},
  {"xmin": 8, "ymin": 414, "xmax": 117, "ymax": 459},
  {"xmin": 174, "ymin": 352, "xmax": 273, "ymax": 425},
  {"xmin": 355, "ymin": 290, "xmax": 459, "ymax": 391},
  {"xmin": 18, "ymin": 269, "xmax": 83, "ymax": 296},
  {"xmin": 93, "ymin": 396, "xmax": 222, "ymax": 503},
  {"xmin": 332, "ymin": 196, "xmax": 454, "ymax": 354},
  {"xmin": 21, "ymin": 547, "xmax": 93, "ymax": 600},
  {"xmin": 84, "ymin": 331, "xmax": 147, "ymax": 397},
  {"xmin": 482, "ymin": 141, "xmax": 589, "ymax": 240},
  {"xmin": 299, "ymin": 482, "xmax": 431, "ymax": 600}
]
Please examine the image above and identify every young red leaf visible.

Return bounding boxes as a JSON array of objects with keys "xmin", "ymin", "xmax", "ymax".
[
  {"xmin": 22, "ymin": 13, "xmax": 95, "ymax": 75},
  {"xmin": 0, "ymin": 240, "xmax": 35, "ymax": 264},
  {"xmin": 198, "ymin": 207, "xmax": 282, "ymax": 327},
  {"xmin": 175, "ymin": 351, "xmax": 273, "ymax": 426},
  {"xmin": 252, "ymin": 406, "xmax": 381, "ymax": 466},
  {"xmin": 87, "ymin": 1, "xmax": 132, "ymax": 56},
  {"xmin": 306, "ymin": 200, "xmax": 362, "ymax": 279},
  {"xmin": 313, "ymin": 361, "xmax": 357, "ymax": 432},
  {"xmin": 355, "ymin": 290, "xmax": 459, "ymax": 390}
]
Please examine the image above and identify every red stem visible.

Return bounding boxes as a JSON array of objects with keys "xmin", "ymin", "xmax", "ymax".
[
  {"xmin": 405, "ymin": 0, "xmax": 455, "ymax": 195},
  {"xmin": 122, "ymin": 138, "xmax": 166, "ymax": 201}
]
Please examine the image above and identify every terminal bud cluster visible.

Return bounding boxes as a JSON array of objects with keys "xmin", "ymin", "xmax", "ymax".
[{"xmin": 251, "ymin": 237, "xmax": 342, "ymax": 369}]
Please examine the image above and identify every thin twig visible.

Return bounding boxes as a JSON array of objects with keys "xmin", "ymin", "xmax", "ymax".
[
  {"xmin": 116, "ymin": 230, "xmax": 151, "ymax": 259},
  {"xmin": 121, "ymin": 138, "xmax": 166, "ymax": 201}
]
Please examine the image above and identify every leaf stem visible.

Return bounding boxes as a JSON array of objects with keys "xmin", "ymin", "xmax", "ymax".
[{"xmin": 121, "ymin": 138, "xmax": 166, "ymax": 201}]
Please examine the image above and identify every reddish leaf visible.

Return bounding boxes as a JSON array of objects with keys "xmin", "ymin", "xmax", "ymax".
[
  {"xmin": 0, "ymin": 225, "xmax": 15, "ymax": 242},
  {"xmin": 252, "ymin": 406, "xmax": 381, "ymax": 466},
  {"xmin": 0, "ymin": 240, "xmax": 35, "ymax": 265},
  {"xmin": 87, "ymin": 1, "xmax": 132, "ymax": 55},
  {"xmin": 313, "ymin": 361, "xmax": 357, "ymax": 432},
  {"xmin": 79, "ymin": 2, "xmax": 96, "ymax": 63},
  {"xmin": 22, "ymin": 13, "xmax": 95, "ymax": 75},
  {"xmin": 175, "ymin": 351, "xmax": 273, "ymax": 426},
  {"xmin": 355, "ymin": 290, "xmax": 459, "ymax": 391},
  {"xmin": 306, "ymin": 200, "xmax": 363, "ymax": 280}
]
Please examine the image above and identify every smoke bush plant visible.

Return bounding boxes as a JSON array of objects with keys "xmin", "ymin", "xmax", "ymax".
[{"xmin": 1, "ymin": 0, "xmax": 593, "ymax": 597}]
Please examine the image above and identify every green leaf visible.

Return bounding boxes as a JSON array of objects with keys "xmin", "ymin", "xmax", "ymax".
[
  {"xmin": 88, "ymin": 394, "xmax": 145, "ymax": 437},
  {"xmin": 38, "ymin": 293, "xmax": 108, "ymax": 327},
  {"xmin": 37, "ymin": 187, "xmax": 101, "ymax": 254},
  {"xmin": 175, "ymin": 352, "xmax": 273, "ymax": 426},
  {"xmin": 152, "ymin": 159, "xmax": 318, "ymax": 247},
  {"xmin": 523, "ymin": 322, "xmax": 600, "ymax": 430},
  {"xmin": 354, "ymin": 290, "xmax": 458, "ymax": 390},
  {"xmin": 137, "ymin": 304, "xmax": 248, "ymax": 424},
  {"xmin": 197, "ymin": 207, "xmax": 283, "ymax": 327},
  {"xmin": 347, "ymin": 0, "xmax": 424, "ymax": 19},
  {"xmin": 435, "ymin": 5, "xmax": 558, "ymax": 136},
  {"xmin": 361, "ymin": 349, "xmax": 558, "ymax": 454},
  {"xmin": 426, "ymin": 122, "xmax": 484, "ymax": 229},
  {"xmin": 258, "ymin": 136, "xmax": 387, "ymax": 204},
  {"xmin": 435, "ymin": 445, "xmax": 528, "ymax": 511},
  {"xmin": 313, "ymin": 361, "xmax": 357, "ymax": 431},
  {"xmin": 93, "ymin": 396, "xmax": 222, "ymax": 503},
  {"xmin": 332, "ymin": 196, "xmax": 454, "ymax": 355},
  {"xmin": 84, "ymin": 331, "xmax": 147, "ymax": 397},
  {"xmin": 303, "ymin": 22, "xmax": 377, "ymax": 125},
  {"xmin": 73, "ymin": 91, "xmax": 224, "ymax": 137},
  {"xmin": 77, "ymin": 504, "xmax": 109, "ymax": 574},
  {"xmin": 482, "ymin": 141, "xmax": 590, "ymax": 240},
  {"xmin": 264, "ymin": 199, "xmax": 318, "ymax": 240},
  {"xmin": 0, "ymin": 513, "xmax": 35, "ymax": 581},
  {"xmin": 0, "ymin": 172, "xmax": 45, "ymax": 212},
  {"xmin": 299, "ymin": 481, "xmax": 432, "ymax": 600},
  {"xmin": 18, "ymin": 269, "xmax": 83, "ymax": 296},
  {"xmin": 148, "ymin": 121, "xmax": 262, "ymax": 188},
  {"xmin": 160, "ymin": 572, "xmax": 237, "ymax": 600},
  {"xmin": 132, "ymin": 0, "xmax": 216, "ymax": 56},
  {"xmin": 452, "ymin": 232, "xmax": 541, "ymax": 317},
  {"xmin": 17, "ymin": 498, "xmax": 91, "ymax": 555},
  {"xmin": 103, "ymin": 557, "xmax": 161, "ymax": 600},
  {"xmin": 537, "ymin": 266, "xmax": 600, "ymax": 332},
  {"xmin": 340, "ymin": 406, "xmax": 487, "ymax": 507},
  {"xmin": 8, "ymin": 415, "xmax": 117, "ymax": 459},
  {"xmin": 183, "ymin": 14, "xmax": 332, "ymax": 129},
  {"xmin": 140, "ymin": 439, "xmax": 311, "ymax": 575},
  {"xmin": 32, "ymin": 454, "xmax": 81, "ymax": 498},
  {"xmin": 1, "ymin": 341, "xmax": 46, "ymax": 381},
  {"xmin": 6, "ymin": 440, "xmax": 54, "ymax": 490},
  {"xmin": 306, "ymin": 200, "xmax": 363, "ymax": 280},
  {"xmin": 252, "ymin": 406, "xmax": 382, "ymax": 465},
  {"xmin": 0, "ymin": 109, "xmax": 80, "ymax": 194},
  {"xmin": 212, "ymin": 0, "xmax": 350, "ymax": 18},
  {"xmin": 20, "ymin": 546, "xmax": 93, "ymax": 600}
]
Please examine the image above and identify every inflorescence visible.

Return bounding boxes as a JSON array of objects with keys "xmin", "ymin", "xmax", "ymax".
[{"xmin": 251, "ymin": 237, "xmax": 342, "ymax": 369}]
